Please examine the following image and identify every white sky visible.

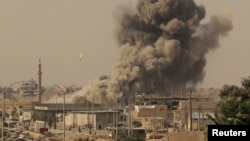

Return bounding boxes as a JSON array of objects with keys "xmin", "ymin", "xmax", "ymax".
[{"xmin": 0, "ymin": 0, "xmax": 249, "ymax": 89}]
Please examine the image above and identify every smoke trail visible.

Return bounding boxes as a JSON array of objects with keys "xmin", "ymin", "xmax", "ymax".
[{"xmin": 72, "ymin": 0, "xmax": 233, "ymax": 103}]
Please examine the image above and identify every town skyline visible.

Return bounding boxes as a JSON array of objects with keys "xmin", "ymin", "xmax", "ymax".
[{"xmin": 1, "ymin": 0, "xmax": 249, "ymax": 89}]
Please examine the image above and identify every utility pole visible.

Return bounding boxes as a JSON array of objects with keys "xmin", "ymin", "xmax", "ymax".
[
  {"xmin": 115, "ymin": 96, "xmax": 118, "ymax": 141},
  {"xmin": 129, "ymin": 92, "xmax": 136, "ymax": 136},
  {"xmin": 2, "ymin": 81, "xmax": 20, "ymax": 141},
  {"xmin": 153, "ymin": 106, "xmax": 155, "ymax": 140},
  {"xmin": 198, "ymin": 109, "xmax": 200, "ymax": 131},
  {"xmin": 87, "ymin": 99, "xmax": 89, "ymax": 135},
  {"xmin": 130, "ymin": 96, "xmax": 133, "ymax": 134},
  {"xmin": 55, "ymin": 97, "xmax": 57, "ymax": 129},
  {"xmin": 128, "ymin": 97, "xmax": 131, "ymax": 136},
  {"xmin": 92, "ymin": 94, "xmax": 95, "ymax": 140},
  {"xmin": 54, "ymin": 84, "xmax": 75, "ymax": 141},
  {"xmin": 189, "ymin": 88, "xmax": 192, "ymax": 131},
  {"xmin": 2, "ymin": 90, "xmax": 5, "ymax": 141},
  {"xmin": 112, "ymin": 100, "xmax": 115, "ymax": 140},
  {"xmin": 63, "ymin": 87, "xmax": 66, "ymax": 141}
]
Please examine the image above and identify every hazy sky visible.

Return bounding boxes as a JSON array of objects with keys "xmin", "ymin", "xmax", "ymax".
[{"xmin": 0, "ymin": 0, "xmax": 249, "ymax": 89}]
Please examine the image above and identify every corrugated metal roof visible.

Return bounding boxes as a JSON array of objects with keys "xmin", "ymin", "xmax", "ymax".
[{"xmin": 192, "ymin": 112, "xmax": 214, "ymax": 119}]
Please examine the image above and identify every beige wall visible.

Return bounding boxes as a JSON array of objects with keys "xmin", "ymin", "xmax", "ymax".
[
  {"xmin": 137, "ymin": 105, "xmax": 168, "ymax": 120},
  {"xmin": 66, "ymin": 112, "xmax": 118, "ymax": 130},
  {"xmin": 174, "ymin": 101, "xmax": 217, "ymax": 131}
]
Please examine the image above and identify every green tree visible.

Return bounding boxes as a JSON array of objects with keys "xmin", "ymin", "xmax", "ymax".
[
  {"xmin": 132, "ymin": 120, "xmax": 142, "ymax": 127},
  {"xmin": 204, "ymin": 76, "xmax": 250, "ymax": 141},
  {"xmin": 219, "ymin": 84, "xmax": 239, "ymax": 98},
  {"xmin": 219, "ymin": 76, "xmax": 250, "ymax": 99},
  {"xmin": 212, "ymin": 96, "xmax": 250, "ymax": 125},
  {"xmin": 241, "ymin": 76, "xmax": 250, "ymax": 89},
  {"xmin": 211, "ymin": 76, "xmax": 250, "ymax": 125},
  {"xmin": 116, "ymin": 129, "xmax": 145, "ymax": 141}
]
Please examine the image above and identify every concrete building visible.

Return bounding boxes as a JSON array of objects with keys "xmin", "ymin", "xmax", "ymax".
[
  {"xmin": 19, "ymin": 78, "xmax": 38, "ymax": 97},
  {"xmin": 133, "ymin": 105, "xmax": 168, "ymax": 130},
  {"xmin": 135, "ymin": 105, "xmax": 168, "ymax": 120},
  {"xmin": 2, "ymin": 101, "xmax": 37, "ymax": 128},
  {"xmin": 173, "ymin": 101, "xmax": 217, "ymax": 131},
  {"xmin": 66, "ymin": 110, "xmax": 120, "ymax": 130}
]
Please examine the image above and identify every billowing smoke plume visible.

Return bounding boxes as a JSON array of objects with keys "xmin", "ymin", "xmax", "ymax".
[{"xmin": 73, "ymin": 0, "xmax": 233, "ymax": 103}]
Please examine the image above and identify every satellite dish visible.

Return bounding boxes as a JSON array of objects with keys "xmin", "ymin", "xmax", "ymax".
[{"xmin": 79, "ymin": 52, "xmax": 84, "ymax": 61}]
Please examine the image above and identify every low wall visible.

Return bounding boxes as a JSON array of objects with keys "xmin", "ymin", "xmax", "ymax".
[{"xmin": 168, "ymin": 131, "xmax": 205, "ymax": 141}]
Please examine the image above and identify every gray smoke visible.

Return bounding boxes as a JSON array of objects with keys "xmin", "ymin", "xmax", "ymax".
[{"xmin": 73, "ymin": 0, "xmax": 233, "ymax": 102}]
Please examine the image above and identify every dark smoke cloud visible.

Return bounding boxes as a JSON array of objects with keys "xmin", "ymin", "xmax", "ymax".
[{"xmin": 73, "ymin": 0, "xmax": 233, "ymax": 102}]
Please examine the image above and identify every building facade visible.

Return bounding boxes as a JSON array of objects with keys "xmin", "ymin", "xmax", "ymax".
[
  {"xmin": 19, "ymin": 78, "xmax": 38, "ymax": 97},
  {"xmin": 66, "ymin": 111, "xmax": 120, "ymax": 130}
]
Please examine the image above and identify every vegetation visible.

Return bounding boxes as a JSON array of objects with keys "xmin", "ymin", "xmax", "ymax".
[
  {"xmin": 116, "ymin": 129, "xmax": 145, "ymax": 141},
  {"xmin": 203, "ymin": 76, "xmax": 250, "ymax": 141},
  {"xmin": 212, "ymin": 96, "xmax": 250, "ymax": 125},
  {"xmin": 210, "ymin": 76, "xmax": 250, "ymax": 125},
  {"xmin": 132, "ymin": 120, "xmax": 142, "ymax": 127},
  {"xmin": 241, "ymin": 76, "xmax": 250, "ymax": 89}
]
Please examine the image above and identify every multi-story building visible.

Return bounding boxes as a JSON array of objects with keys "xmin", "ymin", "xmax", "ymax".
[{"xmin": 19, "ymin": 78, "xmax": 38, "ymax": 97}]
